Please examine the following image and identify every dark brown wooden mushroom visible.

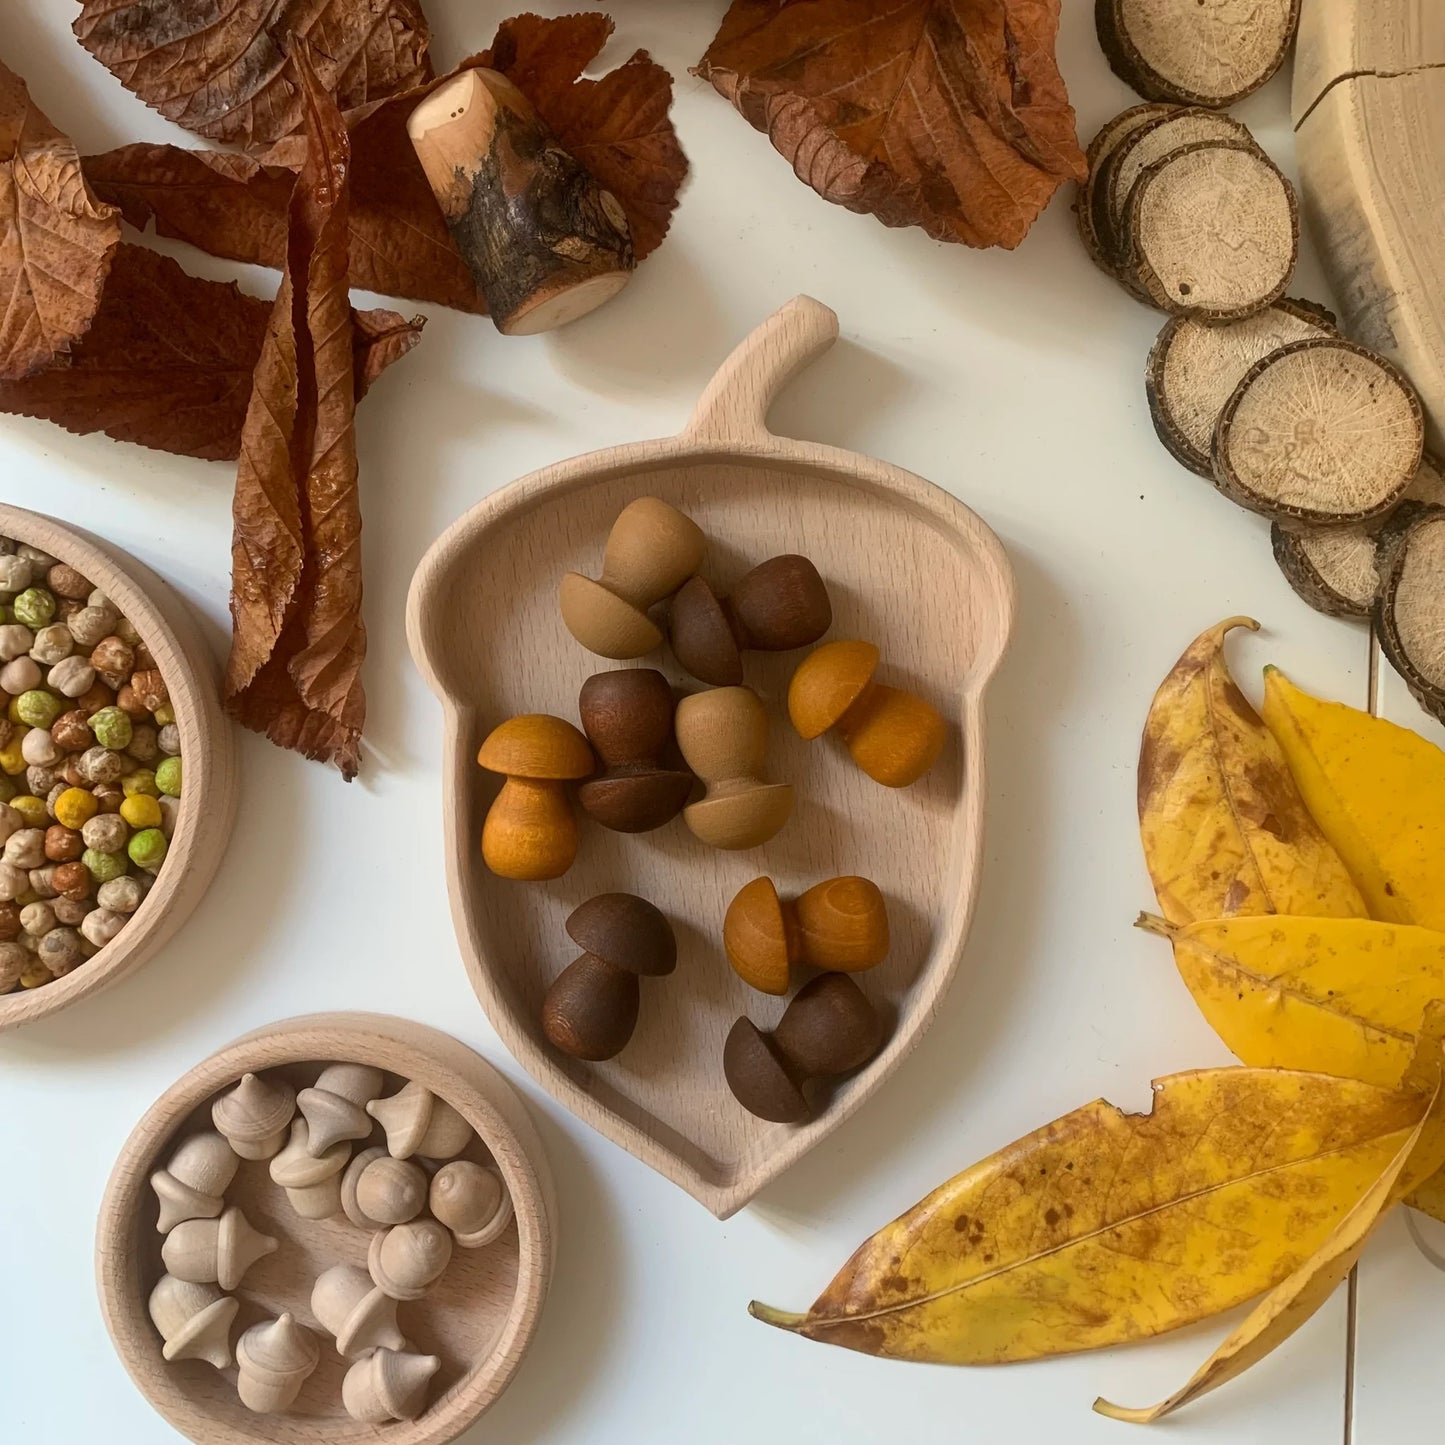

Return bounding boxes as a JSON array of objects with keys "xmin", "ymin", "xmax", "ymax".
[{"xmin": 576, "ymin": 670, "xmax": 693, "ymax": 832}]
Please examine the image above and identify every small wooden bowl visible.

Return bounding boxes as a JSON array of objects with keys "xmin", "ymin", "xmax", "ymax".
[
  {"xmin": 0, "ymin": 503, "xmax": 237, "ymax": 1033},
  {"xmin": 97, "ymin": 1013, "xmax": 555, "ymax": 1445},
  {"xmin": 408, "ymin": 297, "xmax": 1016, "ymax": 1217}
]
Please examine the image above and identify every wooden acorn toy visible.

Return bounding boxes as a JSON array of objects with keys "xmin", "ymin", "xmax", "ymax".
[
  {"xmin": 407, "ymin": 68, "xmax": 634, "ymax": 336},
  {"xmin": 149, "ymin": 1131, "xmax": 240, "ymax": 1233},
  {"xmin": 368, "ymin": 1218, "xmax": 454, "ymax": 1301},
  {"xmin": 559, "ymin": 497, "xmax": 706, "ymax": 659},
  {"xmin": 210, "ymin": 1071, "xmax": 296, "ymax": 1161},
  {"xmin": 340, "ymin": 1145, "xmax": 388, "ymax": 1228},
  {"xmin": 576, "ymin": 669, "xmax": 693, "ymax": 832},
  {"xmin": 311, "ymin": 1264, "xmax": 407, "ymax": 1359},
  {"xmin": 161, "ymin": 1205, "xmax": 278, "ymax": 1291},
  {"xmin": 148, "ymin": 1275, "xmax": 239, "ymax": 1369},
  {"xmin": 788, "ymin": 639, "xmax": 946, "ymax": 787},
  {"xmin": 343, "ymin": 1347, "xmax": 442, "ymax": 1424},
  {"xmin": 723, "ymin": 973, "xmax": 884, "ymax": 1123},
  {"xmin": 352, "ymin": 1154, "xmax": 428, "ymax": 1227},
  {"xmin": 723, "ymin": 875, "xmax": 889, "ymax": 995},
  {"xmin": 234, "ymin": 1313, "xmax": 320, "ymax": 1415},
  {"xmin": 430, "ymin": 1160, "xmax": 514, "ymax": 1249},
  {"xmin": 296, "ymin": 1063, "xmax": 384, "ymax": 1154},
  {"xmin": 269, "ymin": 1117, "xmax": 351, "ymax": 1221},
  {"xmin": 541, "ymin": 893, "xmax": 676, "ymax": 1061},
  {"xmin": 669, "ymin": 555, "xmax": 832, "ymax": 685},
  {"xmin": 675, "ymin": 685, "xmax": 794, "ymax": 849},
  {"xmin": 477, "ymin": 714, "xmax": 594, "ymax": 880},
  {"xmin": 367, "ymin": 1079, "xmax": 473, "ymax": 1161}
]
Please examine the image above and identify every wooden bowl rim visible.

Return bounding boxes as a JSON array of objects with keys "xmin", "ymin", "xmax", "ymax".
[
  {"xmin": 96, "ymin": 1012, "xmax": 556, "ymax": 1445},
  {"xmin": 0, "ymin": 502, "xmax": 236, "ymax": 1034},
  {"xmin": 406, "ymin": 306, "xmax": 1016, "ymax": 1217}
]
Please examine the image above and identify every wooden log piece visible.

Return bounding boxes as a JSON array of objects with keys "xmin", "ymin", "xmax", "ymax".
[
  {"xmin": 407, "ymin": 69, "xmax": 635, "ymax": 335},
  {"xmin": 1375, "ymin": 502, "xmax": 1445, "ymax": 723},
  {"xmin": 1076, "ymin": 104, "xmax": 1175, "ymax": 283}
]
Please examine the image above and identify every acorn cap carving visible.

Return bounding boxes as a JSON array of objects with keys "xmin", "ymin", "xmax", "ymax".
[
  {"xmin": 162, "ymin": 1205, "xmax": 278, "ymax": 1292},
  {"xmin": 788, "ymin": 640, "xmax": 879, "ymax": 739},
  {"xmin": 566, "ymin": 893, "xmax": 676, "ymax": 977},
  {"xmin": 296, "ymin": 1063, "xmax": 384, "ymax": 1155},
  {"xmin": 722, "ymin": 877, "xmax": 791, "ymax": 995},
  {"xmin": 311, "ymin": 1263, "xmax": 407, "ymax": 1358},
  {"xmin": 342, "ymin": 1347, "xmax": 441, "ymax": 1424},
  {"xmin": 150, "ymin": 1131, "xmax": 239, "ymax": 1233},
  {"xmin": 476, "ymin": 715, "xmax": 593, "ymax": 780},
  {"xmin": 211, "ymin": 1072, "xmax": 296, "ymax": 1160},
  {"xmin": 429, "ymin": 1160, "xmax": 513, "ymax": 1249},
  {"xmin": 368, "ymin": 1218, "xmax": 454, "ymax": 1301},
  {"xmin": 366, "ymin": 1080, "xmax": 473, "ymax": 1160},
  {"xmin": 148, "ymin": 1275, "xmax": 239, "ymax": 1369},
  {"xmin": 235, "ymin": 1313, "xmax": 320, "ymax": 1415},
  {"xmin": 340, "ymin": 1145, "xmax": 390, "ymax": 1229}
]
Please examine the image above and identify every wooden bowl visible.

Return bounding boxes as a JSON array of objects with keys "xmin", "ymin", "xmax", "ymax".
[
  {"xmin": 97, "ymin": 1012, "xmax": 555, "ymax": 1445},
  {"xmin": 408, "ymin": 297, "xmax": 1016, "ymax": 1218},
  {"xmin": 0, "ymin": 503, "xmax": 237, "ymax": 1034}
]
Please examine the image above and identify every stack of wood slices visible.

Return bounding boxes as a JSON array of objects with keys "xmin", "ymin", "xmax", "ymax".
[{"xmin": 1081, "ymin": 0, "xmax": 1445, "ymax": 724}]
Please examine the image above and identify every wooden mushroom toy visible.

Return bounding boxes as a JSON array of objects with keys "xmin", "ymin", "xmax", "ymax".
[
  {"xmin": 234, "ymin": 1313, "xmax": 320, "ymax": 1415},
  {"xmin": 559, "ymin": 497, "xmax": 706, "ymax": 658},
  {"xmin": 541, "ymin": 893, "xmax": 677, "ymax": 1061},
  {"xmin": 576, "ymin": 669, "xmax": 693, "ymax": 832},
  {"xmin": 161, "ymin": 1205, "xmax": 277, "ymax": 1291},
  {"xmin": 788, "ymin": 639, "xmax": 946, "ymax": 787},
  {"xmin": 296, "ymin": 1063, "xmax": 383, "ymax": 1155},
  {"xmin": 670, "ymin": 555, "xmax": 832, "ymax": 685},
  {"xmin": 367, "ymin": 1079, "xmax": 473, "ymax": 1161},
  {"xmin": 430, "ymin": 1160, "xmax": 514, "ymax": 1249},
  {"xmin": 210, "ymin": 1071, "xmax": 295, "ymax": 1161},
  {"xmin": 149, "ymin": 1131, "xmax": 239, "ymax": 1233},
  {"xmin": 477, "ymin": 714, "xmax": 594, "ymax": 880},
  {"xmin": 675, "ymin": 685, "xmax": 793, "ymax": 849},
  {"xmin": 148, "ymin": 1275, "xmax": 239, "ymax": 1369},
  {"xmin": 407, "ymin": 68, "xmax": 634, "ymax": 335},
  {"xmin": 724, "ymin": 876, "xmax": 889, "ymax": 995},
  {"xmin": 723, "ymin": 973, "xmax": 884, "ymax": 1123},
  {"xmin": 311, "ymin": 1264, "xmax": 407, "ymax": 1358},
  {"xmin": 368, "ymin": 1218, "xmax": 454, "ymax": 1301},
  {"xmin": 343, "ymin": 1347, "xmax": 441, "ymax": 1424},
  {"xmin": 269, "ymin": 1117, "xmax": 351, "ymax": 1220}
]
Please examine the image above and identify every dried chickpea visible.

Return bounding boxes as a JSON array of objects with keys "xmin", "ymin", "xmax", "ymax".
[
  {"xmin": 12, "ymin": 588, "xmax": 55, "ymax": 629},
  {"xmin": 19, "ymin": 901, "xmax": 54, "ymax": 936},
  {"xmin": 9, "ymin": 796, "xmax": 46, "ymax": 831},
  {"xmin": 158, "ymin": 796, "xmax": 179, "ymax": 838},
  {"xmin": 0, "ymin": 862, "xmax": 27, "ymax": 901},
  {"xmin": 0, "ymin": 556, "xmax": 32, "ymax": 594},
  {"xmin": 77, "ymin": 746, "xmax": 124, "ymax": 784},
  {"xmin": 38, "ymin": 926, "xmax": 85, "ymax": 974},
  {"xmin": 81, "ymin": 813, "xmax": 127, "ymax": 853},
  {"xmin": 20, "ymin": 728, "xmax": 58, "ymax": 767},
  {"xmin": 0, "ymin": 803, "xmax": 19, "ymax": 847},
  {"xmin": 119, "ymin": 794, "xmax": 161, "ymax": 831},
  {"xmin": 46, "ymin": 564, "xmax": 90, "ymax": 600},
  {"xmin": 28, "ymin": 624, "xmax": 73, "ymax": 665},
  {"xmin": 51, "ymin": 711, "xmax": 92, "ymax": 752},
  {"xmin": 81, "ymin": 908, "xmax": 124, "ymax": 949},
  {"xmin": 46, "ymin": 656, "xmax": 94, "ymax": 698},
  {"xmin": 43, "ymin": 825, "xmax": 82, "ymax": 862},
  {"xmin": 81, "ymin": 848, "xmax": 126, "ymax": 884},
  {"xmin": 0, "ymin": 901, "xmax": 20, "ymax": 940},
  {"xmin": 0, "ymin": 940, "xmax": 27, "ymax": 991},
  {"xmin": 89, "ymin": 636, "xmax": 132, "ymax": 684},
  {"xmin": 0, "ymin": 624, "xmax": 32, "ymax": 661},
  {"xmin": 97, "ymin": 875, "xmax": 143, "ymax": 914},
  {"xmin": 4, "ymin": 829, "xmax": 44, "ymax": 869},
  {"xmin": 127, "ymin": 724, "xmax": 158, "ymax": 764},
  {"xmin": 0, "ymin": 657, "xmax": 39, "ymax": 694},
  {"xmin": 23, "ymin": 766, "xmax": 55, "ymax": 799},
  {"xmin": 93, "ymin": 782, "xmax": 124, "ymax": 813},
  {"xmin": 52, "ymin": 896, "xmax": 91, "ymax": 925},
  {"xmin": 157, "ymin": 723, "xmax": 180, "ymax": 756},
  {"xmin": 50, "ymin": 861, "xmax": 90, "ymax": 902},
  {"xmin": 67, "ymin": 605, "xmax": 114, "ymax": 650},
  {"xmin": 17, "ymin": 545, "xmax": 56, "ymax": 568},
  {"xmin": 75, "ymin": 682, "xmax": 113, "ymax": 715},
  {"xmin": 130, "ymin": 669, "xmax": 167, "ymax": 711},
  {"xmin": 114, "ymin": 684, "xmax": 147, "ymax": 719},
  {"xmin": 113, "ymin": 617, "xmax": 140, "ymax": 647},
  {"xmin": 27, "ymin": 866, "xmax": 56, "ymax": 899}
]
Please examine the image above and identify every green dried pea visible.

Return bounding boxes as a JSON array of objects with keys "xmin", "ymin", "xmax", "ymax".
[
  {"xmin": 155, "ymin": 756, "xmax": 181, "ymax": 797},
  {"xmin": 12, "ymin": 588, "xmax": 55, "ymax": 628},
  {"xmin": 15, "ymin": 690, "xmax": 63, "ymax": 729},
  {"xmin": 126, "ymin": 828, "xmax": 167, "ymax": 869},
  {"xmin": 81, "ymin": 847, "xmax": 127, "ymax": 883},
  {"xmin": 89, "ymin": 705, "xmax": 133, "ymax": 751}
]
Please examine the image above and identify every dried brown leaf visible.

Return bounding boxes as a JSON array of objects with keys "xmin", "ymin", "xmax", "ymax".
[
  {"xmin": 86, "ymin": 13, "xmax": 688, "ymax": 310},
  {"xmin": 0, "ymin": 242, "xmax": 420, "ymax": 461},
  {"xmin": 225, "ymin": 50, "xmax": 369, "ymax": 779},
  {"xmin": 72, "ymin": 0, "xmax": 432, "ymax": 149},
  {"xmin": 696, "ymin": 0, "xmax": 1086, "ymax": 248},
  {"xmin": 0, "ymin": 60, "xmax": 120, "ymax": 379}
]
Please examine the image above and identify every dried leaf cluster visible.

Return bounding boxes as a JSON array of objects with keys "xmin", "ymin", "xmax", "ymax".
[{"xmin": 753, "ymin": 617, "xmax": 1445, "ymax": 1422}]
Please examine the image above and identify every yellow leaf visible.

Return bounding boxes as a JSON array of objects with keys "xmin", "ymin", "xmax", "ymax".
[
  {"xmin": 1138, "ymin": 619, "xmax": 1366, "ymax": 926},
  {"xmin": 1262, "ymin": 667, "xmax": 1445, "ymax": 930},
  {"xmin": 1146, "ymin": 912, "xmax": 1445, "ymax": 1088},
  {"xmin": 1095, "ymin": 1076, "xmax": 1445, "ymax": 1423},
  {"xmin": 748, "ymin": 1068, "xmax": 1425, "ymax": 1364}
]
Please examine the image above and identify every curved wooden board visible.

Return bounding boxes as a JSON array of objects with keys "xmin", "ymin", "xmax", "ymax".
[
  {"xmin": 407, "ymin": 297, "xmax": 1016, "ymax": 1218},
  {"xmin": 1294, "ymin": 0, "xmax": 1445, "ymax": 446}
]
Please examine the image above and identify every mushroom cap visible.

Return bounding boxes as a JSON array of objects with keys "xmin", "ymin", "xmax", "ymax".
[
  {"xmin": 788, "ymin": 640, "xmax": 880, "ymax": 739},
  {"xmin": 577, "ymin": 667, "xmax": 677, "ymax": 766},
  {"xmin": 669, "ymin": 575, "xmax": 743, "ymax": 686},
  {"xmin": 722, "ymin": 877, "xmax": 791, "ymax": 995},
  {"xmin": 576, "ymin": 769, "xmax": 694, "ymax": 833},
  {"xmin": 722, "ymin": 1017, "xmax": 808, "ymax": 1123},
  {"xmin": 559, "ymin": 573, "xmax": 663, "ymax": 659},
  {"xmin": 566, "ymin": 893, "xmax": 676, "ymax": 976},
  {"xmin": 476, "ymin": 714, "xmax": 593, "ymax": 780},
  {"xmin": 793, "ymin": 876, "xmax": 889, "ymax": 972},
  {"xmin": 730, "ymin": 555, "xmax": 832, "ymax": 652},
  {"xmin": 774, "ymin": 972, "xmax": 882, "ymax": 1077}
]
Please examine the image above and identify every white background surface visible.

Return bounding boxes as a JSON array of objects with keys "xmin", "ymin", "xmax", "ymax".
[{"xmin": 0, "ymin": 3, "xmax": 1436, "ymax": 1442}]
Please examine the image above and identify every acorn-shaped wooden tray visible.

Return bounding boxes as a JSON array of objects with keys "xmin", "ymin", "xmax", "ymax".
[
  {"xmin": 407, "ymin": 297, "xmax": 1015, "ymax": 1218},
  {"xmin": 97, "ymin": 1013, "xmax": 555, "ymax": 1445}
]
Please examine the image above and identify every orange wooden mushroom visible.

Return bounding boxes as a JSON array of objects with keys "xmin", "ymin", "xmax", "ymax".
[
  {"xmin": 723, "ymin": 875, "xmax": 889, "ymax": 995},
  {"xmin": 476, "ymin": 715, "xmax": 594, "ymax": 880},
  {"xmin": 787, "ymin": 640, "xmax": 945, "ymax": 787}
]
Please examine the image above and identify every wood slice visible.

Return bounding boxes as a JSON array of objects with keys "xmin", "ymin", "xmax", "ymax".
[
  {"xmin": 1146, "ymin": 298, "xmax": 1336, "ymax": 478},
  {"xmin": 1376, "ymin": 503, "xmax": 1445, "ymax": 722},
  {"xmin": 1102, "ymin": 107, "xmax": 1258, "ymax": 267},
  {"xmin": 1294, "ymin": 18, "xmax": 1445, "ymax": 448},
  {"xmin": 1076, "ymin": 104, "xmax": 1175, "ymax": 281},
  {"xmin": 1272, "ymin": 454, "xmax": 1445, "ymax": 618},
  {"xmin": 1125, "ymin": 142, "xmax": 1298, "ymax": 320},
  {"xmin": 1213, "ymin": 337, "xmax": 1425, "ymax": 524},
  {"xmin": 1097, "ymin": 0, "xmax": 1300, "ymax": 107}
]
